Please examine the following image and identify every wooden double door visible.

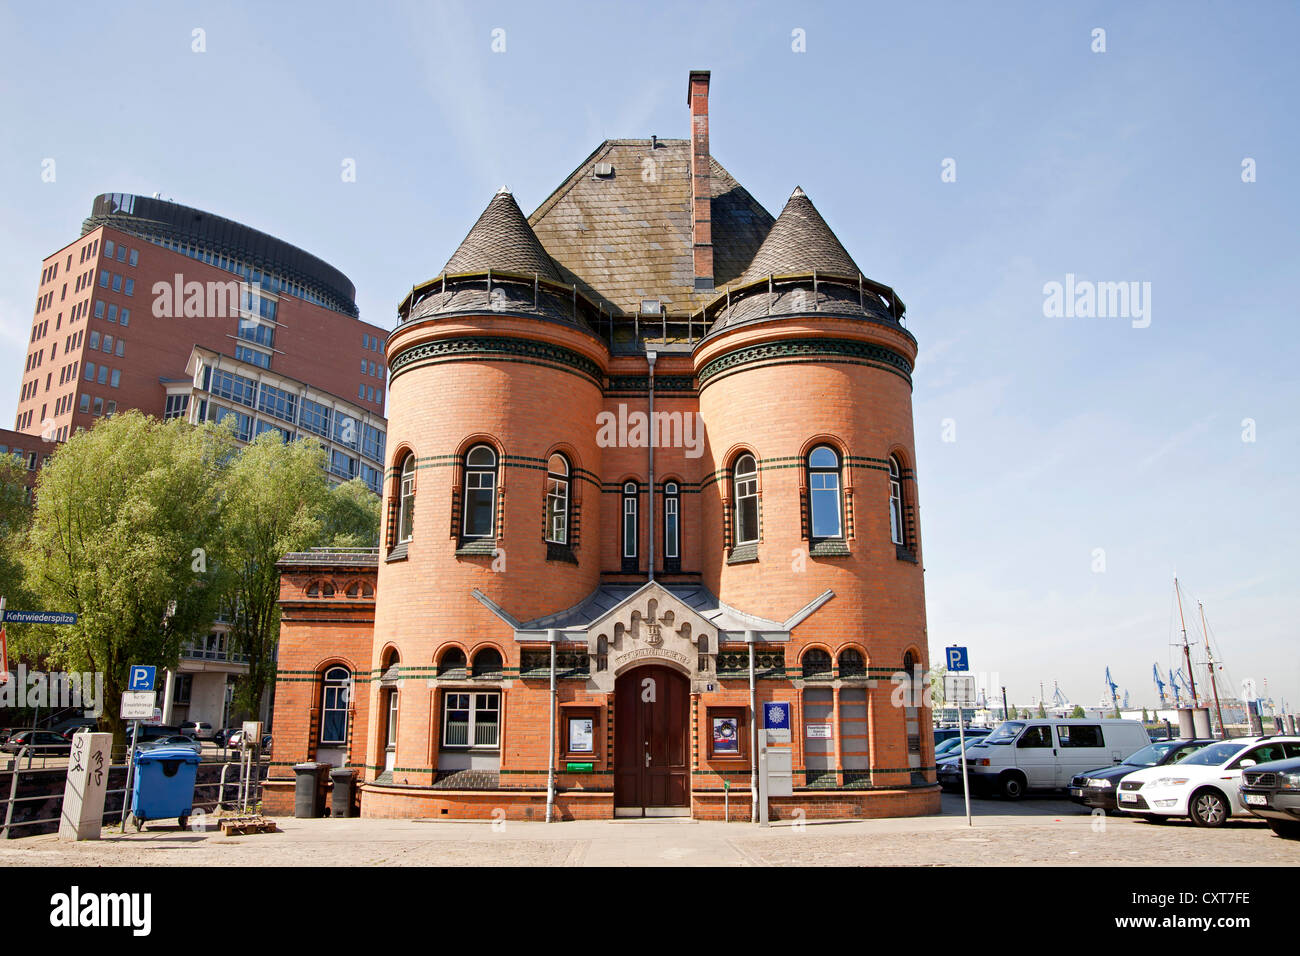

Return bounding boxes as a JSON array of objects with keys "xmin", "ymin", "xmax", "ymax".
[{"xmin": 614, "ymin": 665, "xmax": 689, "ymax": 812}]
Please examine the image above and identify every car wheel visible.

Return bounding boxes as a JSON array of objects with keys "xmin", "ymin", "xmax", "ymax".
[
  {"xmin": 1000, "ymin": 772, "xmax": 1027, "ymax": 800},
  {"xmin": 1189, "ymin": 788, "xmax": 1229, "ymax": 828},
  {"xmin": 1267, "ymin": 821, "xmax": 1300, "ymax": 839}
]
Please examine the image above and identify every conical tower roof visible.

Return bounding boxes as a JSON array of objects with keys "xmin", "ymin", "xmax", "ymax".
[
  {"xmin": 739, "ymin": 186, "xmax": 861, "ymax": 283},
  {"xmin": 441, "ymin": 187, "xmax": 563, "ymax": 281}
]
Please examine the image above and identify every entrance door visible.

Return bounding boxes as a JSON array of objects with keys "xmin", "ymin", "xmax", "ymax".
[{"xmin": 614, "ymin": 665, "xmax": 689, "ymax": 814}]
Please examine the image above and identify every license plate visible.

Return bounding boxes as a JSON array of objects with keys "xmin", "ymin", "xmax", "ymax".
[
  {"xmin": 1069, "ymin": 788, "xmax": 1084, "ymax": 797},
  {"xmin": 1245, "ymin": 794, "xmax": 1268, "ymax": 806},
  {"xmin": 1119, "ymin": 792, "xmax": 1138, "ymax": 802}
]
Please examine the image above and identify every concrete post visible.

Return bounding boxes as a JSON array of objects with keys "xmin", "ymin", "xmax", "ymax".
[{"xmin": 59, "ymin": 732, "xmax": 112, "ymax": 840}]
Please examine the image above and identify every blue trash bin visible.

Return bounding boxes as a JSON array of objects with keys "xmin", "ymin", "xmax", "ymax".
[{"xmin": 130, "ymin": 746, "xmax": 201, "ymax": 831}]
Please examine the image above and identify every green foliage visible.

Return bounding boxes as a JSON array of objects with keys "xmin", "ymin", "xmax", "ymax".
[
  {"xmin": 215, "ymin": 434, "xmax": 333, "ymax": 720},
  {"xmin": 1142, "ymin": 707, "xmax": 1151, "ymax": 723},
  {"xmin": 22, "ymin": 412, "xmax": 230, "ymax": 742},
  {"xmin": 1035, "ymin": 702, "xmax": 1046, "ymax": 718},
  {"xmin": 0, "ymin": 454, "xmax": 34, "ymax": 608},
  {"xmin": 322, "ymin": 478, "xmax": 382, "ymax": 548},
  {"xmin": 1069, "ymin": 704, "xmax": 1085, "ymax": 718}
]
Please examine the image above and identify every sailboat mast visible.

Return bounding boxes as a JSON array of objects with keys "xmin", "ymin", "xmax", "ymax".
[
  {"xmin": 1198, "ymin": 601, "xmax": 1226, "ymax": 739},
  {"xmin": 1174, "ymin": 577, "xmax": 1199, "ymax": 705}
]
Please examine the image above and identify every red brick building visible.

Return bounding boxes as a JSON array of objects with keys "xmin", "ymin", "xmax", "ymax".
[
  {"xmin": 10, "ymin": 194, "xmax": 390, "ymax": 729},
  {"xmin": 13, "ymin": 193, "xmax": 389, "ymax": 442},
  {"xmin": 267, "ymin": 71, "xmax": 935, "ymax": 821}
]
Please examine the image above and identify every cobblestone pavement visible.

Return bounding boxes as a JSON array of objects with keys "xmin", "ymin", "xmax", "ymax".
[{"xmin": 3, "ymin": 795, "xmax": 1296, "ymax": 866}]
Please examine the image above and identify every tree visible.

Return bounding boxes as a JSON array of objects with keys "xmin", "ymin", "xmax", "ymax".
[
  {"xmin": 929, "ymin": 663, "xmax": 947, "ymax": 711},
  {"xmin": 1142, "ymin": 707, "xmax": 1151, "ymax": 724},
  {"xmin": 22, "ymin": 412, "xmax": 229, "ymax": 744},
  {"xmin": 1035, "ymin": 701, "xmax": 1047, "ymax": 718},
  {"xmin": 215, "ymin": 434, "xmax": 336, "ymax": 721},
  {"xmin": 1069, "ymin": 704, "xmax": 1085, "ymax": 718},
  {"xmin": 0, "ymin": 453, "xmax": 34, "ymax": 609},
  {"xmin": 322, "ymin": 477, "xmax": 382, "ymax": 547}
]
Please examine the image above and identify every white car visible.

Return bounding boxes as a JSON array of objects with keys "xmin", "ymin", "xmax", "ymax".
[{"xmin": 1116, "ymin": 736, "xmax": 1300, "ymax": 827}]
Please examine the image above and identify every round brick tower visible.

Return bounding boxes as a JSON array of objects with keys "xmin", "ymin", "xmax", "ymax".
[
  {"xmin": 371, "ymin": 188, "xmax": 609, "ymax": 788},
  {"xmin": 693, "ymin": 186, "xmax": 928, "ymax": 785}
]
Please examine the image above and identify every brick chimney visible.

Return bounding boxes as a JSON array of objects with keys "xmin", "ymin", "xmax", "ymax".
[{"xmin": 688, "ymin": 70, "xmax": 713, "ymax": 291}]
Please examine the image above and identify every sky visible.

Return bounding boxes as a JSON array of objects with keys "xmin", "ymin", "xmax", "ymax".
[{"xmin": 1, "ymin": 1, "xmax": 1296, "ymax": 710}]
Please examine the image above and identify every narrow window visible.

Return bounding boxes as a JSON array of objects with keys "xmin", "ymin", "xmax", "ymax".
[
  {"xmin": 462, "ymin": 445, "xmax": 497, "ymax": 539},
  {"xmin": 545, "ymin": 454, "xmax": 570, "ymax": 545},
  {"xmin": 663, "ymin": 481, "xmax": 680, "ymax": 560},
  {"xmin": 889, "ymin": 455, "xmax": 905, "ymax": 545},
  {"xmin": 622, "ymin": 481, "xmax": 638, "ymax": 561},
  {"xmin": 733, "ymin": 454, "xmax": 759, "ymax": 545},
  {"xmin": 398, "ymin": 455, "xmax": 416, "ymax": 543},
  {"xmin": 808, "ymin": 445, "xmax": 842, "ymax": 538}
]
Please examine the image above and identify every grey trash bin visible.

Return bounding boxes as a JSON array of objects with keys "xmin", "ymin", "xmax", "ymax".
[
  {"xmin": 293, "ymin": 762, "xmax": 332, "ymax": 818},
  {"xmin": 330, "ymin": 767, "xmax": 357, "ymax": 817}
]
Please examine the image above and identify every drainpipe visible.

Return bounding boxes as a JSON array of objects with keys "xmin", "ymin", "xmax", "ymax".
[
  {"xmin": 747, "ymin": 629, "xmax": 757, "ymax": 823},
  {"xmin": 647, "ymin": 350, "xmax": 657, "ymax": 581},
  {"xmin": 546, "ymin": 628, "xmax": 557, "ymax": 823}
]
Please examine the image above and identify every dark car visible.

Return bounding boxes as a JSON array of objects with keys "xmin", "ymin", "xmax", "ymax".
[
  {"xmin": 214, "ymin": 727, "xmax": 241, "ymax": 747},
  {"xmin": 139, "ymin": 734, "xmax": 202, "ymax": 754},
  {"xmin": 937, "ymin": 737, "xmax": 992, "ymax": 790},
  {"xmin": 2, "ymin": 730, "xmax": 73, "ymax": 755},
  {"xmin": 126, "ymin": 724, "xmax": 180, "ymax": 745},
  {"xmin": 1238, "ymin": 756, "xmax": 1300, "ymax": 838},
  {"xmin": 1068, "ymin": 738, "xmax": 1214, "ymax": 812},
  {"xmin": 59, "ymin": 719, "xmax": 100, "ymax": 740}
]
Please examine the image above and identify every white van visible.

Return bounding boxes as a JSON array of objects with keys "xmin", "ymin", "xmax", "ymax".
[{"xmin": 963, "ymin": 718, "xmax": 1150, "ymax": 799}]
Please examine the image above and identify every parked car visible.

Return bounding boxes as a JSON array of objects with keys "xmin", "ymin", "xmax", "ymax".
[
  {"xmin": 1117, "ymin": 736, "xmax": 1300, "ymax": 827},
  {"xmin": 963, "ymin": 718, "xmax": 1151, "ymax": 799},
  {"xmin": 214, "ymin": 727, "xmax": 241, "ymax": 747},
  {"xmin": 60, "ymin": 720, "xmax": 101, "ymax": 741},
  {"xmin": 139, "ymin": 734, "xmax": 202, "ymax": 754},
  {"xmin": 937, "ymin": 738, "xmax": 994, "ymax": 790},
  {"xmin": 126, "ymin": 725, "xmax": 180, "ymax": 745},
  {"xmin": 50, "ymin": 716, "xmax": 98, "ymax": 737},
  {"xmin": 1237, "ymin": 755, "xmax": 1300, "ymax": 838},
  {"xmin": 1068, "ymin": 738, "xmax": 1215, "ymax": 812},
  {"xmin": 0, "ymin": 728, "xmax": 21, "ymax": 745},
  {"xmin": 227, "ymin": 730, "xmax": 273, "ymax": 752},
  {"xmin": 2, "ymin": 730, "xmax": 73, "ymax": 755},
  {"xmin": 178, "ymin": 721, "xmax": 215, "ymax": 741}
]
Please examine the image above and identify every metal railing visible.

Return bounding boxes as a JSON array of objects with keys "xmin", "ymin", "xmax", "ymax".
[{"xmin": 1, "ymin": 745, "xmax": 269, "ymax": 839}]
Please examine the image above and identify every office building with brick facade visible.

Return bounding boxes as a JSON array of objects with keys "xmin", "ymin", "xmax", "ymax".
[
  {"xmin": 9, "ymin": 194, "xmax": 390, "ymax": 730},
  {"xmin": 266, "ymin": 71, "xmax": 935, "ymax": 821}
]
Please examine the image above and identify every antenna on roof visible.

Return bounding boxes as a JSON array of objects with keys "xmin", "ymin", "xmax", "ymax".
[{"xmin": 496, "ymin": 185, "xmax": 511, "ymax": 195}]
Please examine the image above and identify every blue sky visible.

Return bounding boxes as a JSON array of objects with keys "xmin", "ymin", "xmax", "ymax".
[{"xmin": 1, "ymin": 2, "xmax": 1296, "ymax": 709}]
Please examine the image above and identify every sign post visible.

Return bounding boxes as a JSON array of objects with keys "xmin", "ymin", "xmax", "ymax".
[
  {"xmin": 945, "ymin": 646, "xmax": 974, "ymax": 828},
  {"xmin": 120, "ymin": 665, "xmax": 157, "ymax": 827}
]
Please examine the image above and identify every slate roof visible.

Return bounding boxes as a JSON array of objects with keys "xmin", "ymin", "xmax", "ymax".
[
  {"xmin": 528, "ymin": 140, "xmax": 774, "ymax": 316},
  {"xmin": 516, "ymin": 583, "xmax": 788, "ymax": 639},
  {"xmin": 441, "ymin": 187, "xmax": 563, "ymax": 282},
  {"xmin": 739, "ymin": 186, "xmax": 861, "ymax": 283}
]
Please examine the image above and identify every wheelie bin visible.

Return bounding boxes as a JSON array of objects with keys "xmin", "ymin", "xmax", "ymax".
[{"xmin": 129, "ymin": 745, "xmax": 201, "ymax": 831}]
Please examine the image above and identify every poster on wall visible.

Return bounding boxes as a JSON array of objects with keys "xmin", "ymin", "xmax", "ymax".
[
  {"xmin": 568, "ymin": 717, "xmax": 594, "ymax": 753},
  {"xmin": 713, "ymin": 716, "xmax": 740, "ymax": 753}
]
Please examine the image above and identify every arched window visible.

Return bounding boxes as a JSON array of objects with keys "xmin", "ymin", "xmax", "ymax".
[
  {"xmin": 437, "ymin": 647, "xmax": 467, "ymax": 679},
  {"xmin": 320, "ymin": 666, "xmax": 351, "ymax": 745},
  {"xmin": 839, "ymin": 648, "xmax": 866, "ymax": 679},
  {"xmin": 398, "ymin": 454, "xmax": 416, "ymax": 543},
  {"xmin": 889, "ymin": 455, "xmax": 905, "ymax": 546},
  {"xmin": 808, "ymin": 445, "xmax": 842, "ymax": 539},
  {"xmin": 462, "ymin": 445, "xmax": 497, "ymax": 539},
  {"xmin": 622, "ymin": 481, "xmax": 638, "ymax": 567},
  {"xmin": 545, "ymin": 454, "xmax": 570, "ymax": 545},
  {"xmin": 663, "ymin": 480, "xmax": 680, "ymax": 569},
  {"xmin": 472, "ymin": 647, "xmax": 504, "ymax": 679},
  {"xmin": 802, "ymin": 648, "xmax": 833, "ymax": 681},
  {"xmin": 733, "ymin": 454, "xmax": 759, "ymax": 546}
]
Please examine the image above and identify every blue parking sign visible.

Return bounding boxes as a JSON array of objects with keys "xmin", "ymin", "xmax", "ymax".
[
  {"xmin": 945, "ymin": 646, "xmax": 969, "ymax": 672},
  {"xmin": 128, "ymin": 665, "xmax": 156, "ymax": 692}
]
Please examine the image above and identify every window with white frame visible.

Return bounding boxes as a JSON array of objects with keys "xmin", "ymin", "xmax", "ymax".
[
  {"xmin": 733, "ymin": 454, "xmax": 759, "ymax": 545},
  {"xmin": 889, "ymin": 455, "xmax": 905, "ymax": 545},
  {"xmin": 398, "ymin": 455, "xmax": 416, "ymax": 543},
  {"xmin": 442, "ymin": 691, "xmax": 501, "ymax": 749},
  {"xmin": 545, "ymin": 453, "xmax": 569, "ymax": 545},
  {"xmin": 320, "ymin": 666, "xmax": 351, "ymax": 745},
  {"xmin": 462, "ymin": 445, "xmax": 496, "ymax": 539}
]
